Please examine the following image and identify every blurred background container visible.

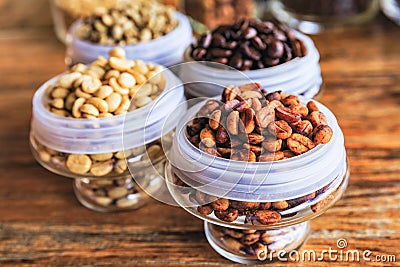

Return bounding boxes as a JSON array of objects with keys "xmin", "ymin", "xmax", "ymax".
[{"xmin": 267, "ymin": 0, "xmax": 379, "ymax": 34}]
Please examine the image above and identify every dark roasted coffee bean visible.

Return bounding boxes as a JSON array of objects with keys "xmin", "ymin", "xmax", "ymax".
[
  {"xmin": 267, "ymin": 41, "xmax": 284, "ymax": 59},
  {"xmin": 210, "ymin": 57, "xmax": 228, "ymax": 65},
  {"xmin": 198, "ymin": 33, "xmax": 212, "ymax": 48},
  {"xmin": 251, "ymin": 36, "xmax": 266, "ymax": 50},
  {"xmin": 211, "ymin": 33, "xmax": 226, "ymax": 47},
  {"xmin": 229, "ymin": 56, "xmax": 243, "ymax": 69},
  {"xmin": 191, "ymin": 48, "xmax": 207, "ymax": 60},
  {"xmin": 242, "ymin": 27, "xmax": 257, "ymax": 39}
]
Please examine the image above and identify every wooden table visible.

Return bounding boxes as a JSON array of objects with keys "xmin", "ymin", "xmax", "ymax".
[{"xmin": 0, "ymin": 3, "xmax": 399, "ymax": 266}]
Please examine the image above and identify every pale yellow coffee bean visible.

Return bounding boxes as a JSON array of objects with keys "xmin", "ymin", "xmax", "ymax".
[
  {"xmin": 108, "ymin": 187, "xmax": 128, "ymax": 199},
  {"xmin": 70, "ymin": 63, "xmax": 87, "ymax": 73},
  {"xmin": 102, "ymin": 14, "xmax": 114, "ymax": 26},
  {"xmin": 134, "ymin": 96, "xmax": 152, "ymax": 107},
  {"xmin": 90, "ymin": 160, "xmax": 113, "ymax": 176},
  {"xmin": 45, "ymin": 147, "xmax": 58, "ymax": 156},
  {"xmin": 132, "ymin": 60, "xmax": 148, "ymax": 74},
  {"xmin": 115, "ymin": 98, "xmax": 130, "ymax": 114},
  {"xmin": 151, "ymin": 84, "xmax": 160, "ymax": 94},
  {"xmin": 98, "ymin": 112, "xmax": 113, "ymax": 118},
  {"xmin": 92, "ymin": 56, "xmax": 108, "ymax": 68},
  {"xmin": 131, "ymin": 146, "xmax": 145, "ymax": 156},
  {"xmin": 140, "ymin": 28, "xmax": 152, "ymax": 41},
  {"xmin": 94, "ymin": 196, "xmax": 113, "ymax": 206},
  {"xmin": 106, "ymin": 93, "xmax": 122, "ymax": 113},
  {"xmin": 80, "ymin": 103, "xmax": 100, "ymax": 117},
  {"xmin": 145, "ymin": 144, "xmax": 163, "ymax": 161},
  {"xmin": 50, "ymin": 98, "xmax": 64, "ymax": 109},
  {"xmin": 66, "ymin": 154, "xmax": 92, "ymax": 174},
  {"xmin": 85, "ymin": 65, "xmax": 105, "ymax": 79},
  {"xmin": 109, "ymin": 77, "xmax": 129, "ymax": 95},
  {"xmin": 118, "ymin": 72, "xmax": 136, "ymax": 88},
  {"xmin": 81, "ymin": 77, "xmax": 102, "ymax": 93},
  {"xmin": 90, "ymin": 152, "xmax": 113, "ymax": 161},
  {"xmin": 95, "ymin": 85, "xmax": 113, "ymax": 99},
  {"xmin": 58, "ymin": 72, "xmax": 82, "ymax": 88},
  {"xmin": 129, "ymin": 85, "xmax": 141, "ymax": 98},
  {"xmin": 114, "ymin": 159, "xmax": 127, "ymax": 174},
  {"xmin": 91, "ymin": 179, "xmax": 113, "ymax": 186},
  {"xmin": 114, "ymin": 150, "xmax": 126, "ymax": 159},
  {"xmin": 109, "ymin": 57, "xmax": 134, "ymax": 71},
  {"xmin": 82, "ymin": 114, "xmax": 97, "ymax": 119},
  {"xmin": 127, "ymin": 70, "xmax": 147, "ymax": 84},
  {"xmin": 51, "ymin": 156, "xmax": 66, "ymax": 167},
  {"xmin": 116, "ymin": 197, "xmax": 138, "ymax": 208},
  {"xmin": 51, "ymin": 87, "xmax": 69, "ymax": 99},
  {"xmin": 147, "ymin": 72, "xmax": 163, "ymax": 84},
  {"xmin": 86, "ymin": 97, "xmax": 108, "ymax": 113},
  {"xmin": 109, "ymin": 47, "xmax": 126, "ymax": 59},
  {"xmin": 51, "ymin": 108, "xmax": 70, "ymax": 117},
  {"xmin": 38, "ymin": 150, "xmax": 51, "ymax": 162},
  {"xmin": 134, "ymin": 83, "xmax": 152, "ymax": 98},
  {"xmin": 75, "ymin": 88, "xmax": 92, "ymax": 99},
  {"xmin": 72, "ymin": 97, "xmax": 86, "ymax": 118},
  {"xmin": 65, "ymin": 92, "xmax": 77, "ymax": 111},
  {"xmin": 104, "ymin": 69, "xmax": 121, "ymax": 80},
  {"xmin": 45, "ymin": 104, "xmax": 51, "ymax": 111}
]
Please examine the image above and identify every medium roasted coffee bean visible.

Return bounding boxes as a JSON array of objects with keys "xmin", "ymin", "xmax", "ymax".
[
  {"xmin": 209, "ymin": 110, "xmax": 222, "ymax": 130},
  {"xmin": 230, "ymin": 201, "xmax": 260, "ymax": 211},
  {"xmin": 251, "ymin": 210, "xmax": 281, "ymax": 225},
  {"xmin": 216, "ymin": 125, "xmax": 229, "ymax": 144},
  {"xmin": 268, "ymin": 120, "xmax": 292, "ymax": 139},
  {"xmin": 210, "ymin": 198, "xmax": 230, "ymax": 211},
  {"xmin": 308, "ymin": 111, "xmax": 328, "ymax": 127},
  {"xmin": 197, "ymin": 205, "xmax": 213, "ymax": 215},
  {"xmin": 313, "ymin": 125, "xmax": 333, "ymax": 145},
  {"xmin": 293, "ymin": 120, "xmax": 313, "ymax": 136},
  {"xmin": 226, "ymin": 111, "xmax": 240, "ymax": 135},
  {"xmin": 287, "ymin": 133, "xmax": 315, "ymax": 155}
]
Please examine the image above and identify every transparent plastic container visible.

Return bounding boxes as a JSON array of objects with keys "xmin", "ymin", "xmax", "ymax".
[
  {"xmin": 268, "ymin": 0, "xmax": 379, "ymax": 34},
  {"xmin": 179, "ymin": 30, "xmax": 321, "ymax": 99},
  {"xmin": 30, "ymin": 68, "xmax": 186, "ymax": 212},
  {"xmin": 165, "ymin": 97, "xmax": 349, "ymax": 263},
  {"xmin": 66, "ymin": 12, "xmax": 192, "ymax": 66}
]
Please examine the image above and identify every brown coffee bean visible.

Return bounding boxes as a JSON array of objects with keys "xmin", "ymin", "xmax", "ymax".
[
  {"xmin": 311, "ymin": 194, "xmax": 335, "ymax": 212},
  {"xmin": 223, "ymin": 99, "xmax": 240, "ymax": 112},
  {"xmin": 191, "ymin": 48, "xmax": 207, "ymax": 60},
  {"xmin": 287, "ymin": 133, "xmax": 315, "ymax": 155},
  {"xmin": 262, "ymin": 138, "xmax": 282, "ymax": 152},
  {"xmin": 276, "ymin": 105, "xmax": 302, "ymax": 124},
  {"xmin": 198, "ymin": 33, "xmax": 212, "ymax": 48},
  {"xmin": 268, "ymin": 120, "xmax": 292, "ymax": 139},
  {"xmin": 282, "ymin": 150, "xmax": 296, "ymax": 159},
  {"xmin": 306, "ymin": 100, "xmax": 319, "ymax": 113},
  {"xmin": 230, "ymin": 201, "xmax": 260, "ymax": 211},
  {"xmin": 253, "ymin": 210, "xmax": 281, "ymax": 225},
  {"xmin": 217, "ymin": 147, "xmax": 232, "ymax": 157},
  {"xmin": 240, "ymin": 232, "xmax": 261, "ymax": 245},
  {"xmin": 242, "ymin": 27, "xmax": 257, "ymax": 39},
  {"xmin": 251, "ymin": 97, "xmax": 262, "ymax": 112},
  {"xmin": 313, "ymin": 125, "xmax": 333, "ymax": 145},
  {"xmin": 221, "ymin": 236, "xmax": 244, "ymax": 251},
  {"xmin": 216, "ymin": 125, "xmax": 229, "ymax": 144},
  {"xmin": 290, "ymin": 104, "xmax": 309, "ymax": 117},
  {"xmin": 247, "ymin": 133, "xmax": 265, "ymax": 144},
  {"xmin": 198, "ymin": 100, "xmax": 221, "ymax": 117},
  {"xmin": 308, "ymin": 111, "xmax": 328, "ymax": 127},
  {"xmin": 209, "ymin": 110, "xmax": 221, "ymax": 130},
  {"xmin": 287, "ymin": 192, "xmax": 316, "ymax": 207},
  {"xmin": 259, "ymin": 202, "xmax": 271, "ymax": 210},
  {"xmin": 200, "ymin": 146, "xmax": 221, "ymax": 157},
  {"xmin": 210, "ymin": 198, "xmax": 230, "ymax": 211},
  {"xmin": 200, "ymin": 128, "xmax": 216, "ymax": 148},
  {"xmin": 241, "ymin": 108, "xmax": 255, "ymax": 133},
  {"xmin": 258, "ymin": 151, "xmax": 284, "ymax": 161},
  {"xmin": 231, "ymin": 150, "xmax": 256, "ymax": 162},
  {"xmin": 226, "ymin": 111, "xmax": 240, "ymax": 135},
  {"xmin": 256, "ymin": 106, "xmax": 275, "ymax": 128},
  {"xmin": 243, "ymin": 144, "xmax": 263, "ymax": 155},
  {"xmin": 272, "ymin": 200, "xmax": 289, "ymax": 210},
  {"xmin": 222, "ymin": 85, "xmax": 240, "ymax": 102},
  {"xmin": 293, "ymin": 120, "xmax": 313, "ymax": 136},
  {"xmin": 281, "ymin": 95, "xmax": 301, "ymax": 106},
  {"xmin": 266, "ymin": 91, "xmax": 281, "ymax": 101},
  {"xmin": 215, "ymin": 208, "xmax": 239, "ymax": 222},
  {"xmin": 197, "ymin": 205, "xmax": 213, "ymax": 215},
  {"xmin": 267, "ymin": 41, "xmax": 284, "ymax": 58}
]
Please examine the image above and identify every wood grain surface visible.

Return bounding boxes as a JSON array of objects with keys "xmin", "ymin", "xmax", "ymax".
[{"xmin": 0, "ymin": 1, "xmax": 399, "ymax": 266}]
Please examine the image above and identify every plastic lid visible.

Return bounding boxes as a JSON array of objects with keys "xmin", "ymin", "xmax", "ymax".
[
  {"xmin": 167, "ymin": 97, "xmax": 347, "ymax": 202},
  {"xmin": 31, "ymin": 68, "xmax": 186, "ymax": 154}
]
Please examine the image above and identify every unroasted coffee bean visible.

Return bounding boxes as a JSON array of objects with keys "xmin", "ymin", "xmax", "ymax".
[{"xmin": 190, "ymin": 19, "xmax": 307, "ymax": 70}]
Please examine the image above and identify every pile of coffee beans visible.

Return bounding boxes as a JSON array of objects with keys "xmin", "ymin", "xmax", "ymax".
[
  {"xmin": 190, "ymin": 18, "xmax": 307, "ymax": 70},
  {"xmin": 186, "ymin": 83, "xmax": 333, "ymax": 162}
]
